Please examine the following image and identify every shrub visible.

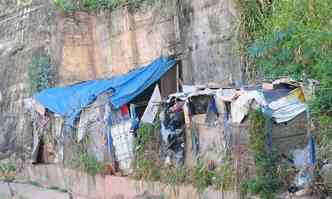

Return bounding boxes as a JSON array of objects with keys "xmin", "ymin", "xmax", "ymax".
[
  {"xmin": 53, "ymin": 0, "xmax": 159, "ymax": 12},
  {"xmin": 71, "ymin": 135, "xmax": 105, "ymax": 176},
  {"xmin": 27, "ymin": 55, "xmax": 51, "ymax": 94}
]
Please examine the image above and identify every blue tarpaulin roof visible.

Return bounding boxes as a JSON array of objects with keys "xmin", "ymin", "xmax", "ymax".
[{"xmin": 33, "ymin": 57, "xmax": 176, "ymax": 126}]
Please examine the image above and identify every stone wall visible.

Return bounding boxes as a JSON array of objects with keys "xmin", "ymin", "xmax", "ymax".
[
  {"xmin": 0, "ymin": 1, "xmax": 58, "ymax": 162},
  {"xmin": 23, "ymin": 164, "xmax": 239, "ymax": 199}
]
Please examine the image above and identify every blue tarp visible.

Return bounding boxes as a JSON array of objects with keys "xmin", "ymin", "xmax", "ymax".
[{"xmin": 33, "ymin": 57, "xmax": 176, "ymax": 126}]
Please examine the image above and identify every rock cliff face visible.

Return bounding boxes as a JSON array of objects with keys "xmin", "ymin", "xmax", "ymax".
[
  {"xmin": 0, "ymin": 0, "xmax": 243, "ymax": 162},
  {"xmin": 0, "ymin": 1, "xmax": 57, "ymax": 163},
  {"xmin": 179, "ymin": 0, "xmax": 243, "ymax": 85},
  {"xmin": 58, "ymin": 7, "xmax": 179, "ymax": 85},
  {"xmin": 57, "ymin": 0, "xmax": 242, "ymax": 86}
]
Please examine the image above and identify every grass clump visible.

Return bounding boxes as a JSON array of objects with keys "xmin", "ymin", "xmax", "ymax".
[
  {"xmin": 134, "ymin": 120, "xmax": 234, "ymax": 194},
  {"xmin": 27, "ymin": 54, "xmax": 51, "ymax": 94},
  {"xmin": 240, "ymin": 111, "xmax": 282, "ymax": 199},
  {"xmin": 191, "ymin": 159, "xmax": 234, "ymax": 194},
  {"xmin": 134, "ymin": 122, "xmax": 161, "ymax": 181},
  {"xmin": 71, "ymin": 135, "xmax": 105, "ymax": 176},
  {"xmin": 160, "ymin": 166, "xmax": 188, "ymax": 193},
  {"xmin": 53, "ymin": 0, "xmax": 160, "ymax": 13},
  {"xmin": 0, "ymin": 163, "xmax": 16, "ymax": 183}
]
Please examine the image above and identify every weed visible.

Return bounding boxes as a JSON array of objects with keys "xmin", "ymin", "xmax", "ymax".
[
  {"xmin": 192, "ymin": 161, "xmax": 211, "ymax": 194},
  {"xmin": 53, "ymin": 0, "xmax": 78, "ymax": 13},
  {"xmin": 238, "ymin": 1, "xmax": 332, "ymax": 196},
  {"xmin": 53, "ymin": 0, "xmax": 163, "ymax": 13},
  {"xmin": 27, "ymin": 54, "xmax": 51, "ymax": 94},
  {"xmin": 160, "ymin": 166, "xmax": 187, "ymax": 190},
  {"xmin": 71, "ymin": 134, "xmax": 105, "ymax": 176},
  {"xmin": 240, "ymin": 111, "xmax": 282, "ymax": 199},
  {"xmin": 0, "ymin": 163, "xmax": 16, "ymax": 183},
  {"xmin": 134, "ymin": 122, "xmax": 161, "ymax": 181}
]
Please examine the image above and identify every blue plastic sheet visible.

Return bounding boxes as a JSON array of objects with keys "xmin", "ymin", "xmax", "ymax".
[{"xmin": 33, "ymin": 57, "xmax": 176, "ymax": 125}]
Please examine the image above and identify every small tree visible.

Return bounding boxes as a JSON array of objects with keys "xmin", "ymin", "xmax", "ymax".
[{"xmin": 0, "ymin": 163, "xmax": 17, "ymax": 198}]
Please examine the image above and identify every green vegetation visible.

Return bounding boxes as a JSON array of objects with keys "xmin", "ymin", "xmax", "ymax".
[
  {"xmin": 160, "ymin": 166, "xmax": 188, "ymax": 192},
  {"xmin": 71, "ymin": 135, "xmax": 105, "ymax": 176},
  {"xmin": 53, "ymin": 0, "xmax": 159, "ymax": 13},
  {"xmin": 0, "ymin": 163, "xmax": 18, "ymax": 198},
  {"xmin": 191, "ymin": 160, "xmax": 234, "ymax": 194},
  {"xmin": 238, "ymin": 1, "xmax": 332, "ymax": 195},
  {"xmin": 241, "ymin": 111, "xmax": 282, "ymax": 199},
  {"xmin": 327, "ymin": 167, "xmax": 332, "ymax": 194},
  {"xmin": 134, "ymin": 122, "xmax": 234, "ymax": 194},
  {"xmin": 48, "ymin": 186, "xmax": 68, "ymax": 193},
  {"xmin": 0, "ymin": 163, "xmax": 16, "ymax": 183},
  {"xmin": 192, "ymin": 161, "xmax": 212, "ymax": 194},
  {"xmin": 27, "ymin": 55, "xmax": 51, "ymax": 94},
  {"xmin": 240, "ymin": 0, "xmax": 332, "ymax": 116},
  {"xmin": 134, "ymin": 122, "xmax": 161, "ymax": 181}
]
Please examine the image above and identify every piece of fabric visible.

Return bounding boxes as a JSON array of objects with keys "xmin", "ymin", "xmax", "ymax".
[
  {"xmin": 77, "ymin": 105, "xmax": 101, "ymax": 142},
  {"xmin": 141, "ymin": 85, "xmax": 162, "ymax": 124},
  {"xmin": 308, "ymin": 135, "xmax": 316, "ymax": 167},
  {"xmin": 205, "ymin": 97, "xmax": 219, "ymax": 126},
  {"xmin": 265, "ymin": 117, "xmax": 273, "ymax": 151},
  {"xmin": 293, "ymin": 149, "xmax": 306, "ymax": 169},
  {"xmin": 129, "ymin": 104, "xmax": 139, "ymax": 135},
  {"xmin": 33, "ymin": 57, "xmax": 176, "ymax": 126},
  {"xmin": 105, "ymin": 104, "xmax": 114, "ymax": 162},
  {"xmin": 223, "ymin": 109, "xmax": 231, "ymax": 150},
  {"xmin": 231, "ymin": 90, "xmax": 267, "ymax": 123},
  {"xmin": 31, "ymin": 131, "xmax": 40, "ymax": 163},
  {"xmin": 216, "ymin": 88, "xmax": 238, "ymax": 102},
  {"xmin": 120, "ymin": 105, "xmax": 129, "ymax": 117}
]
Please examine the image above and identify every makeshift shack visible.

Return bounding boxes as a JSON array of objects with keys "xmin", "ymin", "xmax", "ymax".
[
  {"xmin": 161, "ymin": 78, "xmax": 312, "ymax": 184},
  {"xmin": 27, "ymin": 57, "xmax": 179, "ymax": 174}
]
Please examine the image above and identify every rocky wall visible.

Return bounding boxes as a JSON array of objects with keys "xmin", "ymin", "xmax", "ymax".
[
  {"xmin": 179, "ymin": 0, "xmax": 243, "ymax": 86},
  {"xmin": 58, "ymin": 7, "xmax": 179, "ymax": 85},
  {"xmin": 0, "ymin": 1, "xmax": 58, "ymax": 163},
  {"xmin": 57, "ymin": 0, "xmax": 243, "ymax": 86}
]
